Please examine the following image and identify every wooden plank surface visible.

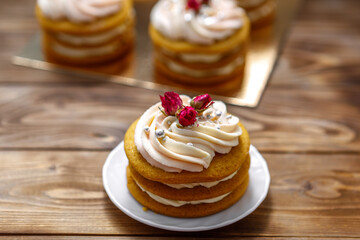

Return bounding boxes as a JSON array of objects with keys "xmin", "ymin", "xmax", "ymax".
[
  {"xmin": 1, "ymin": 238, "xmax": 359, "ymax": 240},
  {"xmin": 0, "ymin": 85, "xmax": 359, "ymax": 152},
  {"xmin": 0, "ymin": 0, "xmax": 359, "ymax": 238},
  {"xmin": 0, "ymin": 238, "xmax": 359, "ymax": 240},
  {"xmin": 0, "ymin": 151, "xmax": 359, "ymax": 237}
]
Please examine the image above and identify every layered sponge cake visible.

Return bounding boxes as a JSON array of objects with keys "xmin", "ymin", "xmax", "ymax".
[
  {"xmin": 125, "ymin": 92, "xmax": 251, "ymax": 217},
  {"xmin": 149, "ymin": 0, "xmax": 250, "ymax": 85},
  {"xmin": 35, "ymin": 0, "xmax": 134, "ymax": 65}
]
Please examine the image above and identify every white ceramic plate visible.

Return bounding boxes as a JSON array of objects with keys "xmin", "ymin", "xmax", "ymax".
[{"xmin": 103, "ymin": 141, "xmax": 270, "ymax": 232}]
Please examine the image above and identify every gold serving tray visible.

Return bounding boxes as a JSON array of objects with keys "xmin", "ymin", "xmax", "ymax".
[{"xmin": 13, "ymin": 0, "xmax": 301, "ymax": 107}]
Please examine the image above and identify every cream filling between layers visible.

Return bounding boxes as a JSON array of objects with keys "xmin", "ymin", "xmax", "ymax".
[
  {"xmin": 160, "ymin": 48, "xmax": 224, "ymax": 63},
  {"xmin": 161, "ymin": 55, "xmax": 244, "ymax": 78},
  {"xmin": 159, "ymin": 46, "xmax": 243, "ymax": 64},
  {"xmin": 165, "ymin": 169, "xmax": 238, "ymax": 189},
  {"xmin": 135, "ymin": 181, "xmax": 232, "ymax": 207},
  {"xmin": 51, "ymin": 41, "xmax": 122, "ymax": 58},
  {"xmin": 55, "ymin": 16, "xmax": 133, "ymax": 46}
]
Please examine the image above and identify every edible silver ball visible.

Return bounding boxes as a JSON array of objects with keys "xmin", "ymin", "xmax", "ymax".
[{"xmin": 155, "ymin": 129, "xmax": 165, "ymax": 138}]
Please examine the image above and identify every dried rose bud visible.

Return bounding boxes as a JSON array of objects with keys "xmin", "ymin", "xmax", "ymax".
[
  {"xmin": 190, "ymin": 94, "xmax": 214, "ymax": 112},
  {"xmin": 177, "ymin": 106, "xmax": 197, "ymax": 127},
  {"xmin": 186, "ymin": 0, "xmax": 202, "ymax": 12},
  {"xmin": 160, "ymin": 92, "xmax": 183, "ymax": 116}
]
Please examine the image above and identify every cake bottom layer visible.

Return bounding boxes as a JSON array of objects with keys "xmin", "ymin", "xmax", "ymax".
[
  {"xmin": 154, "ymin": 56, "xmax": 245, "ymax": 86},
  {"xmin": 43, "ymin": 31, "xmax": 134, "ymax": 66},
  {"xmin": 128, "ymin": 154, "xmax": 250, "ymax": 201},
  {"xmin": 127, "ymin": 166, "xmax": 250, "ymax": 218}
]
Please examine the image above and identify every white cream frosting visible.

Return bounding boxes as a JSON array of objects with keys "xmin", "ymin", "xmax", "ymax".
[
  {"xmin": 136, "ymin": 180, "xmax": 231, "ymax": 207},
  {"xmin": 160, "ymin": 54, "xmax": 244, "ymax": 77},
  {"xmin": 161, "ymin": 47, "xmax": 224, "ymax": 63},
  {"xmin": 55, "ymin": 17, "xmax": 131, "ymax": 46},
  {"xmin": 151, "ymin": 0, "xmax": 245, "ymax": 45},
  {"xmin": 165, "ymin": 169, "xmax": 238, "ymax": 189},
  {"xmin": 52, "ymin": 40, "xmax": 121, "ymax": 58},
  {"xmin": 38, "ymin": 0, "xmax": 122, "ymax": 23},
  {"xmin": 160, "ymin": 45, "xmax": 242, "ymax": 63},
  {"xmin": 134, "ymin": 96, "xmax": 242, "ymax": 173}
]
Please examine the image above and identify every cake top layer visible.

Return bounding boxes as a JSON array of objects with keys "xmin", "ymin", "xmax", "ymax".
[
  {"xmin": 150, "ymin": 0, "xmax": 246, "ymax": 45},
  {"xmin": 134, "ymin": 92, "xmax": 243, "ymax": 173},
  {"xmin": 37, "ymin": 0, "xmax": 122, "ymax": 23}
]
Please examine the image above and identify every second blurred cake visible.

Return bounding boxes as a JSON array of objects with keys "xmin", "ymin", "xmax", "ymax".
[
  {"xmin": 36, "ymin": 0, "xmax": 135, "ymax": 65},
  {"xmin": 149, "ymin": 0, "xmax": 250, "ymax": 85}
]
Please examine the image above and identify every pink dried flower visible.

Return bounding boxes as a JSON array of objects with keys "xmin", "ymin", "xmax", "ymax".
[
  {"xmin": 159, "ymin": 92, "xmax": 183, "ymax": 116},
  {"xmin": 186, "ymin": 0, "xmax": 202, "ymax": 12},
  {"xmin": 190, "ymin": 94, "xmax": 214, "ymax": 112},
  {"xmin": 177, "ymin": 106, "xmax": 197, "ymax": 127}
]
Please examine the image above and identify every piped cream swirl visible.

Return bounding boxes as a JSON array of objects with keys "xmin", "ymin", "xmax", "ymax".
[
  {"xmin": 134, "ymin": 96, "xmax": 242, "ymax": 173},
  {"xmin": 37, "ymin": 0, "xmax": 122, "ymax": 23},
  {"xmin": 150, "ymin": 0, "xmax": 245, "ymax": 45}
]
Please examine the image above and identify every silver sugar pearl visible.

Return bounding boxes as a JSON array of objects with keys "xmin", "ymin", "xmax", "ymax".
[
  {"xmin": 162, "ymin": 137, "xmax": 167, "ymax": 142},
  {"xmin": 215, "ymin": 111, "xmax": 222, "ymax": 117},
  {"xmin": 155, "ymin": 129, "xmax": 165, "ymax": 138},
  {"xmin": 216, "ymin": 125, "xmax": 221, "ymax": 130},
  {"xmin": 168, "ymin": 128, "xmax": 172, "ymax": 132},
  {"xmin": 187, "ymin": 143, "xmax": 193, "ymax": 147},
  {"xmin": 207, "ymin": 114, "xmax": 212, "ymax": 119},
  {"xmin": 144, "ymin": 126, "xmax": 150, "ymax": 132},
  {"xmin": 226, "ymin": 115, "xmax": 232, "ymax": 119},
  {"xmin": 167, "ymin": 121, "xmax": 172, "ymax": 125},
  {"xmin": 184, "ymin": 13, "xmax": 192, "ymax": 22}
]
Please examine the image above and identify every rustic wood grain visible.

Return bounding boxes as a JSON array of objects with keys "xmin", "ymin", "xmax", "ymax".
[
  {"xmin": 0, "ymin": 151, "xmax": 359, "ymax": 237},
  {"xmin": 0, "ymin": 238, "xmax": 359, "ymax": 240},
  {"xmin": 0, "ymin": 0, "xmax": 360, "ymax": 238},
  {"xmin": 0, "ymin": 85, "xmax": 359, "ymax": 152}
]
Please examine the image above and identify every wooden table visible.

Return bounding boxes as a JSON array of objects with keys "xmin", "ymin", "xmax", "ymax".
[{"xmin": 1, "ymin": 0, "xmax": 359, "ymax": 239}]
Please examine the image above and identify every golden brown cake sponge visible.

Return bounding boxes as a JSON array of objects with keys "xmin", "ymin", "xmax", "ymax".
[
  {"xmin": 124, "ymin": 119, "xmax": 250, "ymax": 184},
  {"xmin": 127, "ymin": 167, "xmax": 249, "ymax": 218},
  {"xmin": 35, "ymin": 0, "xmax": 133, "ymax": 35},
  {"xmin": 128, "ymin": 155, "xmax": 250, "ymax": 201},
  {"xmin": 154, "ymin": 58, "xmax": 245, "ymax": 85},
  {"xmin": 43, "ymin": 30, "xmax": 134, "ymax": 65}
]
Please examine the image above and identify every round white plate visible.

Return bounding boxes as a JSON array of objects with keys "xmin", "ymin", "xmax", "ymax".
[{"xmin": 103, "ymin": 141, "xmax": 270, "ymax": 232}]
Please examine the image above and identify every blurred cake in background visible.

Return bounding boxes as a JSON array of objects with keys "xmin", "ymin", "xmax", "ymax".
[
  {"xmin": 149, "ymin": 0, "xmax": 250, "ymax": 86},
  {"xmin": 236, "ymin": 0, "xmax": 276, "ymax": 29},
  {"xmin": 35, "ymin": 0, "xmax": 134, "ymax": 65}
]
